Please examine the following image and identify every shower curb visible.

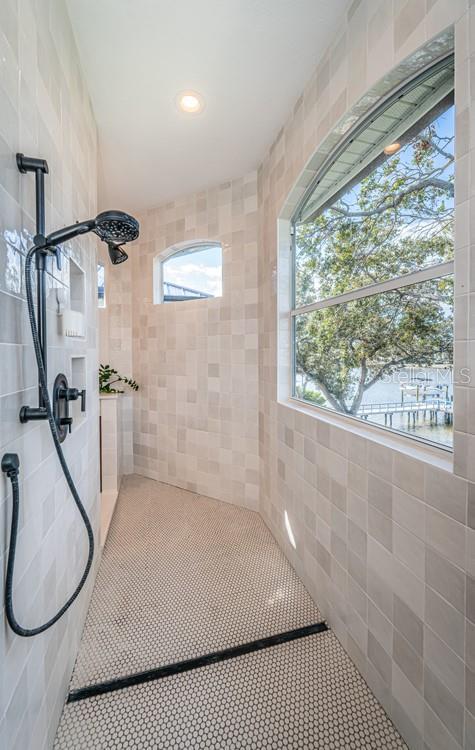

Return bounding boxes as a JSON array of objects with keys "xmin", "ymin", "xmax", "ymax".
[{"xmin": 68, "ymin": 621, "xmax": 328, "ymax": 702}]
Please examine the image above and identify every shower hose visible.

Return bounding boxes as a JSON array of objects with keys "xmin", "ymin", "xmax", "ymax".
[{"xmin": 3, "ymin": 244, "xmax": 94, "ymax": 637}]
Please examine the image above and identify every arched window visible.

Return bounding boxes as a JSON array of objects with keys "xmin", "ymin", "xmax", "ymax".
[
  {"xmin": 291, "ymin": 56, "xmax": 454, "ymax": 448},
  {"xmin": 154, "ymin": 241, "xmax": 222, "ymax": 303}
]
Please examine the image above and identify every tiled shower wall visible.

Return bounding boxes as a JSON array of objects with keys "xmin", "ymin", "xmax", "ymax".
[
  {"xmin": 98, "ymin": 245, "xmax": 134, "ymax": 476},
  {"xmin": 258, "ymin": 1, "xmax": 475, "ymax": 749},
  {"xmin": 129, "ymin": 174, "xmax": 259, "ymax": 509},
  {"xmin": 0, "ymin": 1, "xmax": 99, "ymax": 749}
]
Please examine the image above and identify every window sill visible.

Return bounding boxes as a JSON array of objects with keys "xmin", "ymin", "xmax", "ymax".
[{"xmin": 280, "ymin": 396, "xmax": 454, "ymax": 474}]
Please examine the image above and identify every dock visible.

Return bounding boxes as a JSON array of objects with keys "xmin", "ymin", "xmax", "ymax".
[{"xmin": 357, "ymin": 399, "xmax": 453, "ymax": 427}]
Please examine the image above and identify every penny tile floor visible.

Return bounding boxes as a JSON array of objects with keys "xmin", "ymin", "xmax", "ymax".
[{"xmin": 54, "ymin": 475, "xmax": 406, "ymax": 749}]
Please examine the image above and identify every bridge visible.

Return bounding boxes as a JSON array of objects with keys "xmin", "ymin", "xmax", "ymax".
[{"xmin": 163, "ymin": 281, "xmax": 212, "ymax": 302}]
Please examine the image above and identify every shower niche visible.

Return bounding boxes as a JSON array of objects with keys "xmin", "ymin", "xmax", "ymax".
[{"xmin": 59, "ymin": 257, "xmax": 86, "ymax": 338}]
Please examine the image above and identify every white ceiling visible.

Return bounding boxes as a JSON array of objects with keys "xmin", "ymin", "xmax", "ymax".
[{"xmin": 66, "ymin": 0, "xmax": 347, "ymax": 211}]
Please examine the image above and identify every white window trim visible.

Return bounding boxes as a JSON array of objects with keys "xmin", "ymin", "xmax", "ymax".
[
  {"xmin": 284, "ymin": 395, "xmax": 454, "ymax": 471},
  {"xmin": 291, "ymin": 260, "xmax": 454, "ymax": 316},
  {"xmin": 153, "ymin": 240, "xmax": 222, "ymax": 305},
  {"xmin": 278, "ymin": 218, "xmax": 454, "ymax": 465},
  {"xmin": 288, "ymin": 226, "xmax": 454, "ymax": 454},
  {"xmin": 287, "ymin": 62, "xmax": 455, "ymax": 453},
  {"xmin": 289, "ymin": 236, "xmax": 455, "ymax": 452},
  {"xmin": 274, "ymin": 42, "xmax": 456, "ymax": 466},
  {"xmin": 97, "ymin": 262, "xmax": 106, "ymax": 308}
]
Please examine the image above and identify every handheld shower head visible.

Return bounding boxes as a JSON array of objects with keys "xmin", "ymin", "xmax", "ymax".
[
  {"xmin": 92, "ymin": 210, "xmax": 139, "ymax": 245},
  {"xmin": 92, "ymin": 212, "xmax": 139, "ymax": 265},
  {"xmin": 44, "ymin": 210, "xmax": 139, "ymax": 263},
  {"xmin": 108, "ymin": 243, "xmax": 129, "ymax": 265}
]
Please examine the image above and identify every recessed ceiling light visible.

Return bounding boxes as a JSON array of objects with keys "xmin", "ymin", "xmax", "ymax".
[
  {"xmin": 383, "ymin": 142, "xmax": 401, "ymax": 155},
  {"xmin": 177, "ymin": 91, "xmax": 204, "ymax": 114}
]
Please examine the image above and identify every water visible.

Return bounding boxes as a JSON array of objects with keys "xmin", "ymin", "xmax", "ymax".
[
  {"xmin": 361, "ymin": 367, "xmax": 453, "ymax": 446},
  {"xmin": 299, "ymin": 367, "xmax": 453, "ymax": 448}
]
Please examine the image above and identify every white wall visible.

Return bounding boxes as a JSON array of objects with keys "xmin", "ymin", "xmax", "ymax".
[{"xmin": 0, "ymin": 1, "xmax": 99, "ymax": 748}]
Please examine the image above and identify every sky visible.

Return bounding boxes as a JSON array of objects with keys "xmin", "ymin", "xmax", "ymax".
[{"xmin": 163, "ymin": 244, "xmax": 222, "ymax": 296}]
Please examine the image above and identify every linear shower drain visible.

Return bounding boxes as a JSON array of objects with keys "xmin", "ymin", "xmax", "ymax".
[{"xmin": 68, "ymin": 621, "xmax": 328, "ymax": 702}]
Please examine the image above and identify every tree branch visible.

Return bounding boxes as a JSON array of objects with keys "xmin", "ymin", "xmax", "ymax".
[
  {"xmin": 350, "ymin": 359, "xmax": 368, "ymax": 414},
  {"xmin": 330, "ymin": 177, "xmax": 453, "ymax": 219},
  {"xmin": 427, "ymin": 136, "xmax": 454, "ymax": 162},
  {"xmin": 313, "ymin": 377, "xmax": 350, "ymax": 413}
]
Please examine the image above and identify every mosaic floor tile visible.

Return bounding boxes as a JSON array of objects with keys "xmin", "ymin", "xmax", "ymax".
[
  {"xmin": 70, "ymin": 475, "xmax": 322, "ymax": 689},
  {"xmin": 55, "ymin": 631, "xmax": 407, "ymax": 749}
]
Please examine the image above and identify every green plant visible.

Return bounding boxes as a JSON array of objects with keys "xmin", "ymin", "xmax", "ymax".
[
  {"xmin": 99, "ymin": 364, "xmax": 139, "ymax": 394},
  {"xmin": 295, "ymin": 386, "xmax": 326, "ymax": 406}
]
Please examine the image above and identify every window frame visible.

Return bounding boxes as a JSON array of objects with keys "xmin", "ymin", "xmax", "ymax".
[
  {"xmin": 153, "ymin": 240, "xmax": 223, "ymax": 304},
  {"xmin": 289, "ymin": 56, "xmax": 455, "ymax": 451},
  {"xmin": 97, "ymin": 262, "xmax": 106, "ymax": 308}
]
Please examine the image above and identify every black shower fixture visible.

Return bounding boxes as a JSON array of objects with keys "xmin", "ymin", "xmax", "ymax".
[
  {"xmin": 1, "ymin": 153, "xmax": 139, "ymax": 637},
  {"xmin": 44, "ymin": 209, "xmax": 139, "ymax": 250},
  {"xmin": 15, "ymin": 154, "xmax": 139, "ymax": 427},
  {"xmin": 108, "ymin": 242, "xmax": 129, "ymax": 265}
]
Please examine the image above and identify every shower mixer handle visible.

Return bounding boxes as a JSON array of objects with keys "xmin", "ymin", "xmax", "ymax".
[
  {"xmin": 60, "ymin": 387, "xmax": 87, "ymax": 412},
  {"xmin": 52, "ymin": 377, "xmax": 88, "ymax": 441}
]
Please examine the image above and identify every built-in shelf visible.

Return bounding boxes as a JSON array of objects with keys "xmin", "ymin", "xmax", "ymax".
[
  {"xmin": 59, "ymin": 257, "xmax": 86, "ymax": 337},
  {"xmin": 99, "ymin": 393, "xmax": 120, "ymax": 547}
]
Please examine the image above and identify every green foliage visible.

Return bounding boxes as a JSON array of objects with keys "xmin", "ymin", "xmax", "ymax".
[
  {"xmin": 294, "ymin": 106, "xmax": 454, "ymax": 415},
  {"xmin": 99, "ymin": 364, "xmax": 139, "ymax": 394},
  {"xmin": 294, "ymin": 386, "xmax": 326, "ymax": 406}
]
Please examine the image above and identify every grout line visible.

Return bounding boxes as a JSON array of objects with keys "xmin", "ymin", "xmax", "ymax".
[{"xmin": 67, "ymin": 621, "xmax": 329, "ymax": 703}]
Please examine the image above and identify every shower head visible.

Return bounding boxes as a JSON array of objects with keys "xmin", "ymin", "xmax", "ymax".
[
  {"xmin": 108, "ymin": 243, "xmax": 128, "ymax": 265},
  {"xmin": 44, "ymin": 210, "xmax": 139, "ymax": 262},
  {"xmin": 91, "ymin": 211, "xmax": 139, "ymax": 245}
]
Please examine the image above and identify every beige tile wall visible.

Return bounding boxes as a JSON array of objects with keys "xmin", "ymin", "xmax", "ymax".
[
  {"xmin": 98, "ymin": 245, "xmax": 134, "ymax": 476},
  {"xmin": 128, "ymin": 174, "xmax": 259, "ymax": 509},
  {"xmin": 0, "ymin": 1, "xmax": 99, "ymax": 748},
  {"xmin": 258, "ymin": 1, "xmax": 475, "ymax": 749}
]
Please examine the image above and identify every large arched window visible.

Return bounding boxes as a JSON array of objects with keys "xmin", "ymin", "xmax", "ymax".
[
  {"xmin": 154, "ymin": 241, "xmax": 222, "ymax": 303},
  {"xmin": 291, "ymin": 56, "xmax": 454, "ymax": 448}
]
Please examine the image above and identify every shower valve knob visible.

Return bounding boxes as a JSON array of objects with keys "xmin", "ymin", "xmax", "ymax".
[
  {"xmin": 59, "ymin": 416, "xmax": 73, "ymax": 434},
  {"xmin": 72, "ymin": 388, "xmax": 86, "ymax": 412},
  {"xmin": 61, "ymin": 387, "xmax": 86, "ymax": 410},
  {"xmin": 61, "ymin": 387, "xmax": 77, "ymax": 401}
]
